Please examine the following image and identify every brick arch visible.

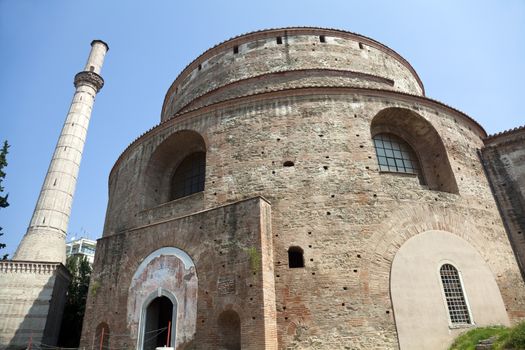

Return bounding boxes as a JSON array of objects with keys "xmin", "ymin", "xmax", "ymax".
[
  {"xmin": 370, "ymin": 107, "xmax": 459, "ymax": 194},
  {"xmin": 142, "ymin": 129, "xmax": 207, "ymax": 208},
  {"xmin": 365, "ymin": 203, "xmax": 492, "ymax": 298}
]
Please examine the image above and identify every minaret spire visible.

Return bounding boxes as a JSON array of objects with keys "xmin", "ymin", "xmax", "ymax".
[{"xmin": 14, "ymin": 40, "xmax": 109, "ymax": 263}]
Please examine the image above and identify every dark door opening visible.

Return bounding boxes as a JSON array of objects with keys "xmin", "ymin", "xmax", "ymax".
[{"xmin": 143, "ymin": 296, "xmax": 173, "ymax": 350}]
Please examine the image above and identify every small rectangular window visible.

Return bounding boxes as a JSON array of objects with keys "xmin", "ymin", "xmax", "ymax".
[
  {"xmin": 198, "ymin": 64, "xmax": 202, "ymax": 71},
  {"xmin": 233, "ymin": 45, "xmax": 239, "ymax": 54},
  {"xmin": 359, "ymin": 42, "xmax": 364, "ymax": 49},
  {"xmin": 319, "ymin": 35, "xmax": 326, "ymax": 43},
  {"xmin": 276, "ymin": 36, "xmax": 283, "ymax": 45}
]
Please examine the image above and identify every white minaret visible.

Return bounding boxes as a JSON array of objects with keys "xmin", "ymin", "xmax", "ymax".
[{"xmin": 14, "ymin": 40, "xmax": 109, "ymax": 264}]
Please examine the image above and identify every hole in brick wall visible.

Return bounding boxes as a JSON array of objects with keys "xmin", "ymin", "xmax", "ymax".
[
  {"xmin": 326, "ymin": 211, "xmax": 331, "ymax": 215},
  {"xmin": 252, "ymin": 317, "xmax": 256, "ymax": 320},
  {"xmin": 250, "ymin": 297, "xmax": 253, "ymax": 301},
  {"xmin": 518, "ymin": 231, "xmax": 522, "ymax": 234},
  {"xmin": 277, "ymin": 261, "xmax": 281, "ymax": 264},
  {"xmin": 312, "ymin": 272, "xmax": 316, "ymax": 275},
  {"xmin": 214, "ymin": 192, "xmax": 217, "ymax": 196},
  {"xmin": 283, "ymin": 161, "xmax": 294, "ymax": 167},
  {"xmin": 276, "ymin": 36, "xmax": 283, "ymax": 44},
  {"xmin": 89, "ymin": 65, "xmax": 95, "ymax": 71},
  {"xmin": 275, "ymin": 234, "xmax": 279, "ymax": 237},
  {"xmin": 308, "ymin": 245, "xmax": 312, "ymax": 248},
  {"xmin": 359, "ymin": 145, "xmax": 364, "ymax": 148},
  {"xmin": 288, "ymin": 246, "xmax": 304, "ymax": 268},
  {"xmin": 233, "ymin": 45, "xmax": 239, "ymax": 54},
  {"xmin": 353, "ymin": 269, "xmax": 358, "ymax": 273},
  {"xmin": 319, "ymin": 35, "xmax": 326, "ymax": 43},
  {"xmin": 310, "ymin": 258, "xmax": 313, "ymax": 262},
  {"xmin": 357, "ymin": 254, "xmax": 361, "ymax": 258},
  {"xmin": 276, "ymin": 274, "xmax": 280, "ymax": 277},
  {"xmin": 318, "ymin": 134, "xmax": 324, "ymax": 137},
  {"xmin": 373, "ymin": 194, "xmax": 377, "ymax": 197},
  {"xmin": 53, "ymin": 179, "xmax": 57, "ymax": 186},
  {"xmin": 342, "ymin": 303, "xmax": 345, "ymax": 306},
  {"xmin": 343, "ymin": 287, "xmax": 348, "ymax": 290},
  {"xmin": 277, "ymin": 138, "xmax": 281, "ymax": 141},
  {"xmin": 354, "ymin": 114, "xmax": 357, "ymax": 118},
  {"xmin": 283, "ymin": 306, "xmax": 286, "ymax": 310},
  {"xmin": 272, "ymin": 171, "xmax": 276, "ymax": 175},
  {"xmin": 261, "ymin": 151, "xmax": 265, "ymax": 154},
  {"xmin": 365, "ymin": 166, "xmax": 370, "ymax": 170},
  {"xmin": 323, "ymin": 166, "xmax": 328, "ymax": 170},
  {"xmin": 386, "ymin": 310, "xmax": 390, "ymax": 314},
  {"xmin": 285, "ymin": 317, "xmax": 288, "ymax": 320},
  {"xmin": 222, "ymin": 264, "xmax": 225, "ymax": 268},
  {"xmin": 359, "ymin": 42, "xmax": 364, "ymax": 49},
  {"xmin": 331, "ymin": 195, "xmax": 335, "ymax": 198},
  {"xmin": 198, "ymin": 64, "xmax": 202, "ymax": 71},
  {"xmin": 368, "ymin": 156, "xmax": 372, "ymax": 159},
  {"xmin": 249, "ymin": 284, "xmax": 253, "ymax": 287},
  {"xmin": 325, "ymin": 156, "xmax": 330, "ymax": 158},
  {"xmin": 202, "ymin": 320, "xmax": 205, "ymax": 323},
  {"xmin": 356, "ymin": 134, "xmax": 360, "ymax": 137}
]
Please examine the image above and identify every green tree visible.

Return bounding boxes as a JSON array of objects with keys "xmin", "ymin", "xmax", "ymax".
[
  {"xmin": 58, "ymin": 254, "xmax": 92, "ymax": 347},
  {"xmin": 0, "ymin": 141, "xmax": 9, "ymax": 260}
]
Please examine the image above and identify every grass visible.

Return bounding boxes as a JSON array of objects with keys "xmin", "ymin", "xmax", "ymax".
[{"xmin": 449, "ymin": 322, "xmax": 525, "ymax": 349}]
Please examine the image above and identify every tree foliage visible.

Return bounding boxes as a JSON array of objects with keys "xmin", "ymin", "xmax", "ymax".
[
  {"xmin": 0, "ymin": 140, "xmax": 9, "ymax": 260},
  {"xmin": 58, "ymin": 254, "xmax": 92, "ymax": 347}
]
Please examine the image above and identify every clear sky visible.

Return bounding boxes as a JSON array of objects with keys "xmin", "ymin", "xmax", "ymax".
[{"xmin": 0, "ymin": 0, "xmax": 524, "ymax": 256}]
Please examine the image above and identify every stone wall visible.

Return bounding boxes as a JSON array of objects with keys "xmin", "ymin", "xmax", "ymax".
[
  {"xmin": 0, "ymin": 261, "xmax": 70, "ymax": 349},
  {"xmin": 481, "ymin": 126, "xmax": 525, "ymax": 278},
  {"xmin": 83, "ymin": 28, "xmax": 525, "ymax": 349}
]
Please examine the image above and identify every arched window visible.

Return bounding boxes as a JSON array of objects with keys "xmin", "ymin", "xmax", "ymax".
[
  {"xmin": 373, "ymin": 133, "xmax": 423, "ymax": 182},
  {"xmin": 440, "ymin": 264, "xmax": 471, "ymax": 325},
  {"xmin": 217, "ymin": 310, "xmax": 241, "ymax": 350},
  {"xmin": 288, "ymin": 246, "xmax": 304, "ymax": 268},
  {"xmin": 170, "ymin": 151, "xmax": 206, "ymax": 200}
]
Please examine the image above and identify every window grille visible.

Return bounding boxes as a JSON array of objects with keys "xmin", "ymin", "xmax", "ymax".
[
  {"xmin": 373, "ymin": 133, "xmax": 422, "ymax": 176},
  {"xmin": 171, "ymin": 152, "xmax": 205, "ymax": 200},
  {"xmin": 440, "ymin": 264, "xmax": 471, "ymax": 325}
]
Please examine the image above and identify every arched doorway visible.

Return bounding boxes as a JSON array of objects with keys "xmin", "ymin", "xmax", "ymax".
[
  {"xmin": 217, "ymin": 310, "xmax": 241, "ymax": 350},
  {"xmin": 143, "ymin": 296, "xmax": 174, "ymax": 350}
]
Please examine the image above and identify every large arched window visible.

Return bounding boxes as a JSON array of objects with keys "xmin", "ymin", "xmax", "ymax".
[
  {"xmin": 439, "ymin": 264, "xmax": 471, "ymax": 325},
  {"xmin": 370, "ymin": 107, "xmax": 459, "ymax": 194},
  {"xmin": 373, "ymin": 133, "xmax": 423, "ymax": 183},
  {"xmin": 170, "ymin": 152, "xmax": 206, "ymax": 200}
]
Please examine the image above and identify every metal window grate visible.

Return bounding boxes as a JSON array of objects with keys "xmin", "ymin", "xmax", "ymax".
[
  {"xmin": 373, "ymin": 133, "xmax": 421, "ymax": 175},
  {"xmin": 171, "ymin": 152, "xmax": 205, "ymax": 200},
  {"xmin": 440, "ymin": 264, "xmax": 471, "ymax": 324}
]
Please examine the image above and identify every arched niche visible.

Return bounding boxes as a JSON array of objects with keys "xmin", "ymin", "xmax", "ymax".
[
  {"xmin": 143, "ymin": 130, "xmax": 207, "ymax": 208},
  {"xmin": 217, "ymin": 310, "xmax": 241, "ymax": 350},
  {"xmin": 370, "ymin": 107, "xmax": 458, "ymax": 194},
  {"xmin": 391, "ymin": 230, "xmax": 509, "ymax": 350},
  {"xmin": 128, "ymin": 247, "xmax": 198, "ymax": 350},
  {"xmin": 94, "ymin": 322, "xmax": 110, "ymax": 350}
]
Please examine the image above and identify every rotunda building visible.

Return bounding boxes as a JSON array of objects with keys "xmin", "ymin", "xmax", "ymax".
[{"xmin": 80, "ymin": 27, "xmax": 525, "ymax": 350}]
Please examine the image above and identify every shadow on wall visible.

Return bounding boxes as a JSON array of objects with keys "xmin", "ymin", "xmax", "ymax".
[
  {"xmin": 142, "ymin": 130, "xmax": 207, "ymax": 209},
  {"xmin": 0, "ymin": 262, "xmax": 70, "ymax": 350}
]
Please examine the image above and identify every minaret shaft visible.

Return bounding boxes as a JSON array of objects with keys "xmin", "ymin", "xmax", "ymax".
[{"xmin": 14, "ymin": 40, "xmax": 108, "ymax": 264}]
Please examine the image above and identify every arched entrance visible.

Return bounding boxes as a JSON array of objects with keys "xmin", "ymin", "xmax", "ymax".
[{"xmin": 142, "ymin": 296, "xmax": 175, "ymax": 350}]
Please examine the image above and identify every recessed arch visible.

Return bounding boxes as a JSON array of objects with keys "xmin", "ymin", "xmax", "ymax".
[
  {"xmin": 143, "ymin": 129, "xmax": 207, "ymax": 208},
  {"xmin": 94, "ymin": 322, "xmax": 110, "ymax": 350},
  {"xmin": 370, "ymin": 107, "xmax": 458, "ymax": 193},
  {"xmin": 390, "ymin": 230, "xmax": 509, "ymax": 350},
  {"xmin": 128, "ymin": 247, "xmax": 198, "ymax": 350},
  {"xmin": 217, "ymin": 309, "xmax": 241, "ymax": 350}
]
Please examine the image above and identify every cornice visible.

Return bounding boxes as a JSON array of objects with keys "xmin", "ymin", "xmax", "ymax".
[
  {"xmin": 110, "ymin": 85, "xmax": 485, "ymax": 180},
  {"xmin": 161, "ymin": 26, "xmax": 425, "ymax": 117},
  {"xmin": 74, "ymin": 71, "xmax": 104, "ymax": 92}
]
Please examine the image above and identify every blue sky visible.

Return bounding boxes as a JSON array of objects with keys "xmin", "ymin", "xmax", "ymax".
[{"xmin": 1, "ymin": 0, "xmax": 524, "ymax": 256}]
